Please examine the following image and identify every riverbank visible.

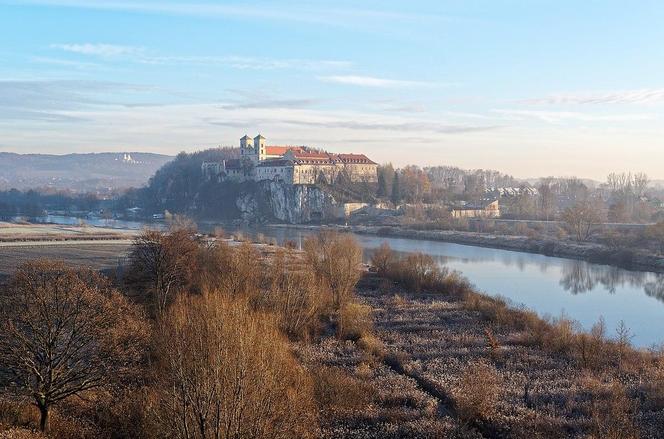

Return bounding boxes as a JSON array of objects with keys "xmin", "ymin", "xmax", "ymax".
[
  {"xmin": 267, "ymin": 223, "xmax": 664, "ymax": 274},
  {"xmin": 297, "ymin": 269, "xmax": 664, "ymax": 437}
]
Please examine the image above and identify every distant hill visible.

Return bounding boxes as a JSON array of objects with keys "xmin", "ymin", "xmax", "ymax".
[{"xmin": 0, "ymin": 152, "xmax": 174, "ymax": 193}]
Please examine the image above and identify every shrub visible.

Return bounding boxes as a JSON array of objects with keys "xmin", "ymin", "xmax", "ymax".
[
  {"xmin": 370, "ymin": 242, "xmax": 396, "ymax": 276},
  {"xmin": 0, "ymin": 398, "xmax": 31, "ymax": 431},
  {"xmin": 312, "ymin": 366, "xmax": 376, "ymax": 414},
  {"xmin": 339, "ymin": 302, "xmax": 373, "ymax": 341},
  {"xmin": 357, "ymin": 334, "xmax": 385, "ymax": 359},
  {"xmin": 214, "ymin": 241, "xmax": 262, "ymax": 298},
  {"xmin": 453, "ymin": 361, "xmax": 502, "ymax": 424},
  {"xmin": 263, "ymin": 253, "xmax": 323, "ymax": 341},
  {"xmin": 154, "ymin": 292, "xmax": 317, "ymax": 439},
  {"xmin": 642, "ymin": 362, "xmax": 664, "ymax": 411},
  {"xmin": 588, "ymin": 381, "xmax": 638, "ymax": 439},
  {"xmin": 484, "ymin": 327, "xmax": 501, "ymax": 361}
]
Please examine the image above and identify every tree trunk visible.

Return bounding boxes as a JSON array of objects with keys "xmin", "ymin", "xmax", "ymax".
[{"xmin": 39, "ymin": 404, "xmax": 49, "ymax": 432}]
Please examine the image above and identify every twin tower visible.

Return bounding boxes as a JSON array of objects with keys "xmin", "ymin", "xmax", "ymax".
[{"xmin": 239, "ymin": 134, "xmax": 266, "ymax": 163}]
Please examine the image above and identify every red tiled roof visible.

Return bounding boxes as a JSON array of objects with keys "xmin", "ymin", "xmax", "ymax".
[
  {"xmin": 336, "ymin": 153, "xmax": 376, "ymax": 165},
  {"xmin": 265, "ymin": 146, "xmax": 306, "ymax": 156}
]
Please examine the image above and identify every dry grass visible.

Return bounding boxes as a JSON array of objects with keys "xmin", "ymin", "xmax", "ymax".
[
  {"xmin": 312, "ymin": 366, "xmax": 376, "ymax": 414},
  {"xmin": 339, "ymin": 302, "xmax": 373, "ymax": 341},
  {"xmin": 357, "ymin": 265, "xmax": 664, "ymax": 437}
]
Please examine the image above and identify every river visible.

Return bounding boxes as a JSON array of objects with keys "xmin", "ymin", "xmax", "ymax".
[{"xmin": 30, "ymin": 215, "xmax": 664, "ymax": 348}]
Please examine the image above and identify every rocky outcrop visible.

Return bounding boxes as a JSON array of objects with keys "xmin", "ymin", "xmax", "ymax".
[{"xmin": 235, "ymin": 181, "xmax": 337, "ymax": 224}]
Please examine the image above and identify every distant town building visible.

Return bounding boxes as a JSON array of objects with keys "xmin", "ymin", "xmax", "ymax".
[
  {"xmin": 489, "ymin": 187, "xmax": 539, "ymax": 197},
  {"xmin": 202, "ymin": 134, "xmax": 378, "ymax": 185},
  {"xmin": 451, "ymin": 199, "xmax": 501, "ymax": 218}
]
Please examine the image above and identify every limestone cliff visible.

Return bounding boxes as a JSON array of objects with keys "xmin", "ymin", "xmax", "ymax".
[{"xmin": 235, "ymin": 181, "xmax": 337, "ymax": 224}]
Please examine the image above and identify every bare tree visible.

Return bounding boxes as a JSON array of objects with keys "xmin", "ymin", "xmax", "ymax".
[
  {"xmin": 127, "ymin": 227, "xmax": 199, "ymax": 313},
  {"xmin": 0, "ymin": 260, "xmax": 149, "ymax": 432},
  {"xmin": 632, "ymin": 172, "xmax": 650, "ymax": 198},
  {"xmin": 537, "ymin": 178, "xmax": 558, "ymax": 220},
  {"xmin": 561, "ymin": 199, "xmax": 604, "ymax": 242},
  {"xmin": 304, "ymin": 231, "xmax": 362, "ymax": 336},
  {"xmin": 615, "ymin": 320, "xmax": 634, "ymax": 369},
  {"xmin": 263, "ymin": 249, "xmax": 322, "ymax": 340}
]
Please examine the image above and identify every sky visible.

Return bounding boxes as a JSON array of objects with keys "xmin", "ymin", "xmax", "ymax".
[{"xmin": 1, "ymin": 0, "xmax": 664, "ymax": 180}]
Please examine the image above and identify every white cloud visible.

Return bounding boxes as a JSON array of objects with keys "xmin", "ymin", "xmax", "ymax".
[
  {"xmin": 319, "ymin": 75, "xmax": 428, "ymax": 88},
  {"xmin": 6, "ymin": 0, "xmax": 454, "ymax": 29},
  {"xmin": 30, "ymin": 56, "xmax": 101, "ymax": 69},
  {"xmin": 525, "ymin": 89, "xmax": 664, "ymax": 105},
  {"xmin": 51, "ymin": 43, "xmax": 143, "ymax": 57},
  {"xmin": 48, "ymin": 44, "xmax": 350, "ymax": 71},
  {"xmin": 492, "ymin": 109, "xmax": 656, "ymax": 124},
  {"xmin": 140, "ymin": 55, "xmax": 350, "ymax": 70}
]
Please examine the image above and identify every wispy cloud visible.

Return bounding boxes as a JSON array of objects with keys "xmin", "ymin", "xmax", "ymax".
[
  {"xmin": 218, "ymin": 98, "xmax": 320, "ymax": 110},
  {"xmin": 0, "ymin": 79, "xmax": 163, "ymax": 123},
  {"xmin": 48, "ymin": 44, "xmax": 350, "ymax": 70},
  {"xmin": 30, "ymin": 56, "xmax": 101, "ymax": 69},
  {"xmin": 205, "ymin": 110, "xmax": 499, "ymax": 134},
  {"xmin": 493, "ymin": 109, "xmax": 656, "ymax": 123},
  {"xmin": 140, "ymin": 55, "xmax": 350, "ymax": 70},
  {"xmin": 525, "ymin": 89, "xmax": 664, "ymax": 105},
  {"xmin": 319, "ymin": 75, "xmax": 429, "ymax": 88},
  {"xmin": 51, "ymin": 43, "xmax": 143, "ymax": 57},
  {"xmin": 5, "ymin": 0, "xmax": 457, "ymax": 29}
]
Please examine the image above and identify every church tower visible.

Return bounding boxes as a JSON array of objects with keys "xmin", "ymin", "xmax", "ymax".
[
  {"xmin": 254, "ymin": 134, "xmax": 266, "ymax": 161},
  {"xmin": 240, "ymin": 135, "xmax": 254, "ymax": 161}
]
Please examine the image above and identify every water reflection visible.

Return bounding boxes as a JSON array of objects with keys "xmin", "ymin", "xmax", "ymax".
[
  {"xmin": 644, "ymin": 277, "xmax": 664, "ymax": 302},
  {"xmin": 559, "ymin": 260, "xmax": 664, "ymax": 298}
]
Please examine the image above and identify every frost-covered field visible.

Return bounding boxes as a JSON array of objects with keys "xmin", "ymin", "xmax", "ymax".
[
  {"xmin": 0, "ymin": 222, "xmax": 135, "ymax": 241},
  {"xmin": 0, "ymin": 241, "xmax": 133, "ymax": 275},
  {"xmin": 298, "ymin": 273, "xmax": 664, "ymax": 438}
]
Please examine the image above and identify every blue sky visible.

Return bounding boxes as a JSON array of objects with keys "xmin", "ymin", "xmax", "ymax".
[{"xmin": 1, "ymin": 0, "xmax": 664, "ymax": 179}]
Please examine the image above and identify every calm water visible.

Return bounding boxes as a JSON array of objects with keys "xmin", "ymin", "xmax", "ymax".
[
  {"xmin": 232, "ymin": 226, "xmax": 664, "ymax": 348},
  {"xmin": 30, "ymin": 216, "xmax": 664, "ymax": 348}
]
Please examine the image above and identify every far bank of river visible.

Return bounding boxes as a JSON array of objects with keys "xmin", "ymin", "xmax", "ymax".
[
  {"xmin": 351, "ymin": 225, "xmax": 664, "ymax": 274},
  {"xmin": 257, "ymin": 223, "xmax": 664, "ymax": 274}
]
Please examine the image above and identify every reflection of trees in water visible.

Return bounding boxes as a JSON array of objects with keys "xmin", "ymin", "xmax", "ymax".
[
  {"xmin": 559, "ymin": 260, "xmax": 662, "ymax": 301},
  {"xmin": 644, "ymin": 278, "xmax": 664, "ymax": 302},
  {"xmin": 358, "ymin": 235, "xmax": 664, "ymax": 304},
  {"xmin": 559, "ymin": 263, "xmax": 597, "ymax": 294}
]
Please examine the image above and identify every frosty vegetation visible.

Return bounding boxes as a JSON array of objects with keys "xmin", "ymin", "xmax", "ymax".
[{"xmin": 0, "ymin": 223, "xmax": 663, "ymax": 438}]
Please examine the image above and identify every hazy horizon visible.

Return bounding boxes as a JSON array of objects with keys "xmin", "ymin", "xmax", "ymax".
[{"xmin": 2, "ymin": 0, "xmax": 664, "ymax": 180}]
